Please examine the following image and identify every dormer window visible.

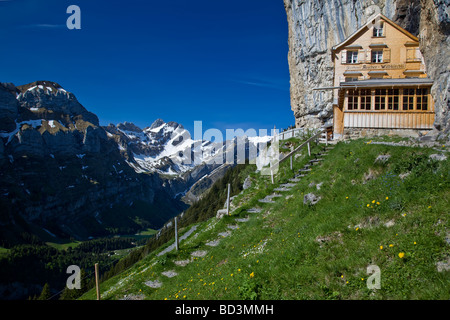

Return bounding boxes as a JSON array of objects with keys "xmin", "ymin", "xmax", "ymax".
[{"xmin": 373, "ymin": 22, "xmax": 384, "ymax": 37}]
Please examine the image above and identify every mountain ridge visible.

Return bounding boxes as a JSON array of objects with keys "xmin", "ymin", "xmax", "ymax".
[{"xmin": 0, "ymin": 80, "xmax": 273, "ymax": 245}]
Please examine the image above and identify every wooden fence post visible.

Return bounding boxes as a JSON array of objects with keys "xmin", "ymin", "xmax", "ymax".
[
  {"xmin": 95, "ymin": 263, "xmax": 100, "ymax": 301},
  {"xmin": 175, "ymin": 217, "xmax": 179, "ymax": 251},
  {"xmin": 307, "ymin": 142, "xmax": 311, "ymax": 157},
  {"xmin": 226, "ymin": 183, "xmax": 231, "ymax": 216},
  {"xmin": 290, "ymin": 146, "xmax": 293, "ymax": 171}
]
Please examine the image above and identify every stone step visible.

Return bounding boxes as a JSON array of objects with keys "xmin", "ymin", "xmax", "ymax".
[
  {"xmin": 280, "ymin": 183, "xmax": 297, "ymax": 188},
  {"xmin": 144, "ymin": 280, "xmax": 163, "ymax": 288},
  {"xmin": 274, "ymin": 187, "xmax": 292, "ymax": 192},
  {"xmin": 247, "ymin": 207, "xmax": 262, "ymax": 213},
  {"xmin": 258, "ymin": 198, "xmax": 275, "ymax": 204},
  {"xmin": 289, "ymin": 178, "xmax": 301, "ymax": 183},
  {"xmin": 191, "ymin": 250, "xmax": 208, "ymax": 258},
  {"xmin": 218, "ymin": 230, "xmax": 232, "ymax": 238},
  {"xmin": 235, "ymin": 217, "xmax": 250, "ymax": 222},
  {"xmin": 161, "ymin": 270, "xmax": 178, "ymax": 278},
  {"xmin": 206, "ymin": 239, "xmax": 221, "ymax": 247},
  {"xmin": 174, "ymin": 259, "xmax": 191, "ymax": 267}
]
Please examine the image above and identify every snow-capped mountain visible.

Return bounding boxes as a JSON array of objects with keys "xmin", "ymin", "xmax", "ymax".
[
  {"xmin": 105, "ymin": 119, "xmax": 273, "ymax": 176},
  {"xmin": 0, "ymin": 79, "xmax": 274, "ymax": 245}
]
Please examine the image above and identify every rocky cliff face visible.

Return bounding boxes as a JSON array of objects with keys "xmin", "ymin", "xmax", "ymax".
[
  {"xmin": 0, "ymin": 81, "xmax": 187, "ymax": 243},
  {"xmin": 284, "ymin": 0, "xmax": 450, "ymax": 139}
]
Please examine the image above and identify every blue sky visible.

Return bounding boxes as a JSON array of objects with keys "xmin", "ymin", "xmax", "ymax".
[{"xmin": 0, "ymin": 0, "xmax": 293, "ymax": 136}]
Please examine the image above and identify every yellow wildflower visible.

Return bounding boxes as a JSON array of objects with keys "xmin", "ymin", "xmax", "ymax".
[
  {"xmin": 380, "ymin": 245, "xmax": 383, "ymax": 250},
  {"xmin": 389, "ymin": 244, "xmax": 394, "ymax": 247},
  {"xmin": 398, "ymin": 252, "xmax": 405, "ymax": 259},
  {"xmin": 372, "ymin": 200, "xmax": 376, "ymax": 204},
  {"xmin": 249, "ymin": 272, "xmax": 255, "ymax": 278},
  {"xmin": 386, "ymin": 197, "xmax": 389, "ymax": 200}
]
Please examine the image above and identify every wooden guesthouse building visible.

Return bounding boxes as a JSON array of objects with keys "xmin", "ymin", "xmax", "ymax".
[{"xmin": 330, "ymin": 13, "xmax": 435, "ymax": 139}]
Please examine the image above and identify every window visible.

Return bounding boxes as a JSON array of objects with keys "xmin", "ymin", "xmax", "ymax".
[
  {"xmin": 416, "ymin": 88, "xmax": 429, "ymax": 111},
  {"xmin": 402, "ymin": 89, "xmax": 415, "ymax": 110},
  {"xmin": 347, "ymin": 90, "xmax": 358, "ymax": 110},
  {"xmin": 374, "ymin": 89, "xmax": 387, "ymax": 110},
  {"xmin": 387, "ymin": 89, "xmax": 400, "ymax": 110},
  {"xmin": 371, "ymin": 50, "xmax": 383, "ymax": 63},
  {"xmin": 347, "ymin": 51, "xmax": 359, "ymax": 64},
  {"xmin": 373, "ymin": 22, "xmax": 384, "ymax": 37},
  {"xmin": 345, "ymin": 77, "xmax": 359, "ymax": 82},
  {"xmin": 360, "ymin": 89, "xmax": 372, "ymax": 110}
]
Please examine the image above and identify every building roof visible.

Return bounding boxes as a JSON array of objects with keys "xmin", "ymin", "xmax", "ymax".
[
  {"xmin": 340, "ymin": 78, "xmax": 434, "ymax": 88},
  {"xmin": 332, "ymin": 14, "xmax": 419, "ymax": 52}
]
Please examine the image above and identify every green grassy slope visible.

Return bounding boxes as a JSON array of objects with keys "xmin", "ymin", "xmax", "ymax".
[{"xmin": 80, "ymin": 137, "xmax": 449, "ymax": 300}]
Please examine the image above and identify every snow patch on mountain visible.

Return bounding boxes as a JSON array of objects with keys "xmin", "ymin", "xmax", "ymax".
[{"xmin": 106, "ymin": 119, "xmax": 273, "ymax": 176}]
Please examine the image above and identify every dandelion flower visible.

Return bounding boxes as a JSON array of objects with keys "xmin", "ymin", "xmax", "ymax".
[
  {"xmin": 376, "ymin": 202, "xmax": 380, "ymax": 205},
  {"xmin": 372, "ymin": 200, "xmax": 376, "ymax": 204},
  {"xmin": 380, "ymin": 245, "xmax": 383, "ymax": 250},
  {"xmin": 413, "ymin": 242, "xmax": 417, "ymax": 245},
  {"xmin": 367, "ymin": 204, "xmax": 370, "ymax": 207},
  {"xmin": 346, "ymin": 196, "xmax": 349, "ymax": 199},
  {"xmin": 249, "ymin": 272, "xmax": 255, "ymax": 278},
  {"xmin": 386, "ymin": 197, "xmax": 389, "ymax": 200},
  {"xmin": 389, "ymin": 244, "xmax": 394, "ymax": 247},
  {"xmin": 398, "ymin": 252, "xmax": 405, "ymax": 259},
  {"xmin": 355, "ymin": 227, "xmax": 359, "ymax": 231}
]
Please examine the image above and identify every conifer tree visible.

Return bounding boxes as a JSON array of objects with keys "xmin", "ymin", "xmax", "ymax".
[{"xmin": 38, "ymin": 283, "xmax": 51, "ymax": 300}]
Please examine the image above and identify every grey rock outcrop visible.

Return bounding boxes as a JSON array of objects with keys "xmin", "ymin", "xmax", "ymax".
[
  {"xmin": 0, "ymin": 83, "xmax": 19, "ymax": 132},
  {"xmin": 0, "ymin": 81, "xmax": 187, "ymax": 242}
]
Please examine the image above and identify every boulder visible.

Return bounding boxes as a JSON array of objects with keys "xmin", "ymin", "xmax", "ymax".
[{"xmin": 303, "ymin": 192, "xmax": 321, "ymax": 205}]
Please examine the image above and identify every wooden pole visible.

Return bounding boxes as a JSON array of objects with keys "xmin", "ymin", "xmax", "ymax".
[
  {"xmin": 290, "ymin": 146, "xmax": 293, "ymax": 171},
  {"xmin": 175, "ymin": 217, "xmax": 179, "ymax": 251},
  {"xmin": 95, "ymin": 263, "xmax": 100, "ymax": 300},
  {"xmin": 226, "ymin": 183, "xmax": 231, "ymax": 215},
  {"xmin": 270, "ymin": 169, "xmax": 274, "ymax": 184},
  {"xmin": 307, "ymin": 142, "xmax": 311, "ymax": 157}
]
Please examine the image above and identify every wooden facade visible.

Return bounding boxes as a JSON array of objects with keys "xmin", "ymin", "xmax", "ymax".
[{"xmin": 331, "ymin": 14, "xmax": 435, "ymax": 137}]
